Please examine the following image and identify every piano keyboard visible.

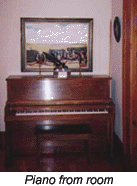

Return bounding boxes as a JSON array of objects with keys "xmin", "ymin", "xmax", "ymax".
[{"xmin": 15, "ymin": 108, "xmax": 108, "ymax": 116}]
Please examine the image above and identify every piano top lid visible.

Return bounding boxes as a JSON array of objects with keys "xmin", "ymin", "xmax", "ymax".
[{"xmin": 6, "ymin": 75, "xmax": 112, "ymax": 80}]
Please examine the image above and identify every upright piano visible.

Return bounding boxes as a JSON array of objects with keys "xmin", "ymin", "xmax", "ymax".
[{"xmin": 5, "ymin": 75, "xmax": 115, "ymax": 165}]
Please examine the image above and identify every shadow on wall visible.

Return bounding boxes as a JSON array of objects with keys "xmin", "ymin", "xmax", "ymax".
[{"xmin": 111, "ymin": 79, "xmax": 122, "ymax": 140}]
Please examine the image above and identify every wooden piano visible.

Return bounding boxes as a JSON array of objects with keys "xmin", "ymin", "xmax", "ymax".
[{"xmin": 5, "ymin": 75, "xmax": 115, "ymax": 166}]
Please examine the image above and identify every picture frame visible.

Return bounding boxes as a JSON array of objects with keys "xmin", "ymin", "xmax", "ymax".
[{"xmin": 21, "ymin": 18, "xmax": 93, "ymax": 72}]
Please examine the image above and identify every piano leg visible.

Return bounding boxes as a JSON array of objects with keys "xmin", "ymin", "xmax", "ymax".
[
  {"xmin": 87, "ymin": 138, "xmax": 91, "ymax": 165},
  {"xmin": 5, "ymin": 122, "xmax": 13, "ymax": 167},
  {"xmin": 106, "ymin": 115, "xmax": 114, "ymax": 162},
  {"xmin": 83, "ymin": 138, "xmax": 91, "ymax": 165},
  {"xmin": 110, "ymin": 115, "xmax": 114, "ymax": 159},
  {"xmin": 36, "ymin": 133, "xmax": 40, "ymax": 166}
]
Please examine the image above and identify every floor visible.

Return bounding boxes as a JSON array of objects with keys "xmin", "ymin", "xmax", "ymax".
[{"xmin": 0, "ymin": 149, "xmax": 131, "ymax": 172}]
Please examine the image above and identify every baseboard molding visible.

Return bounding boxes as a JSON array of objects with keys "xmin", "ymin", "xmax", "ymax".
[
  {"xmin": 0, "ymin": 131, "xmax": 6, "ymax": 149},
  {"xmin": 113, "ymin": 133, "xmax": 123, "ymax": 160}
]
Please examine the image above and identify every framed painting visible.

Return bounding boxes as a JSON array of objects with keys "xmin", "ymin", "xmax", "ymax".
[{"xmin": 21, "ymin": 18, "xmax": 93, "ymax": 72}]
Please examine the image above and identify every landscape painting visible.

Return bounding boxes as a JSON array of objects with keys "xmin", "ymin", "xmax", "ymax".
[{"xmin": 21, "ymin": 18, "xmax": 93, "ymax": 72}]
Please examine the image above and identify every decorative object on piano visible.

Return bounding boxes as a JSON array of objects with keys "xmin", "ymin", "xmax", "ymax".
[
  {"xmin": 113, "ymin": 17, "xmax": 121, "ymax": 42},
  {"xmin": 21, "ymin": 18, "xmax": 93, "ymax": 72},
  {"xmin": 79, "ymin": 63, "xmax": 82, "ymax": 76},
  {"xmin": 54, "ymin": 70, "xmax": 71, "ymax": 78},
  {"xmin": 53, "ymin": 69, "xmax": 71, "ymax": 78},
  {"xmin": 36, "ymin": 51, "xmax": 69, "ymax": 78},
  {"xmin": 75, "ymin": 50, "xmax": 82, "ymax": 76},
  {"xmin": 36, "ymin": 52, "xmax": 45, "ymax": 78}
]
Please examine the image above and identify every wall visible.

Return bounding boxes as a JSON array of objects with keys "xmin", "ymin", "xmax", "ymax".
[
  {"xmin": 110, "ymin": 0, "xmax": 123, "ymax": 141},
  {"xmin": 0, "ymin": 0, "xmax": 112, "ymax": 131}
]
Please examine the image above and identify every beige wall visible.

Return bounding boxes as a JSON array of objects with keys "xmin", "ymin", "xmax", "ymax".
[
  {"xmin": 110, "ymin": 0, "xmax": 123, "ymax": 141},
  {"xmin": 0, "ymin": 0, "xmax": 112, "ymax": 131}
]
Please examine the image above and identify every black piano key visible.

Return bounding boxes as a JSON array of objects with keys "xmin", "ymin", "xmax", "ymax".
[
  {"xmin": 26, "ymin": 110, "xmax": 32, "ymax": 113},
  {"xmin": 87, "ymin": 109, "xmax": 93, "ymax": 112},
  {"xmin": 39, "ymin": 110, "xmax": 45, "ymax": 113},
  {"xmin": 33, "ymin": 110, "xmax": 38, "ymax": 113},
  {"xmin": 99, "ymin": 109, "xmax": 105, "ymax": 112},
  {"xmin": 75, "ymin": 109, "xmax": 80, "ymax": 112},
  {"xmin": 69, "ymin": 110, "xmax": 74, "ymax": 112},
  {"xmin": 45, "ymin": 110, "xmax": 49, "ymax": 112},
  {"xmin": 20, "ymin": 110, "xmax": 25, "ymax": 113},
  {"xmin": 51, "ymin": 110, "xmax": 57, "ymax": 112},
  {"xmin": 50, "ymin": 110, "xmax": 54, "ymax": 112},
  {"xmin": 58, "ymin": 110, "xmax": 62, "ymax": 112}
]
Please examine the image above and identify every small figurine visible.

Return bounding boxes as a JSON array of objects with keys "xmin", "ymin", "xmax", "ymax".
[
  {"xmin": 75, "ymin": 51, "xmax": 82, "ymax": 76},
  {"xmin": 36, "ymin": 52, "xmax": 68, "ymax": 76},
  {"xmin": 36, "ymin": 53, "xmax": 45, "ymax": 78}
]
